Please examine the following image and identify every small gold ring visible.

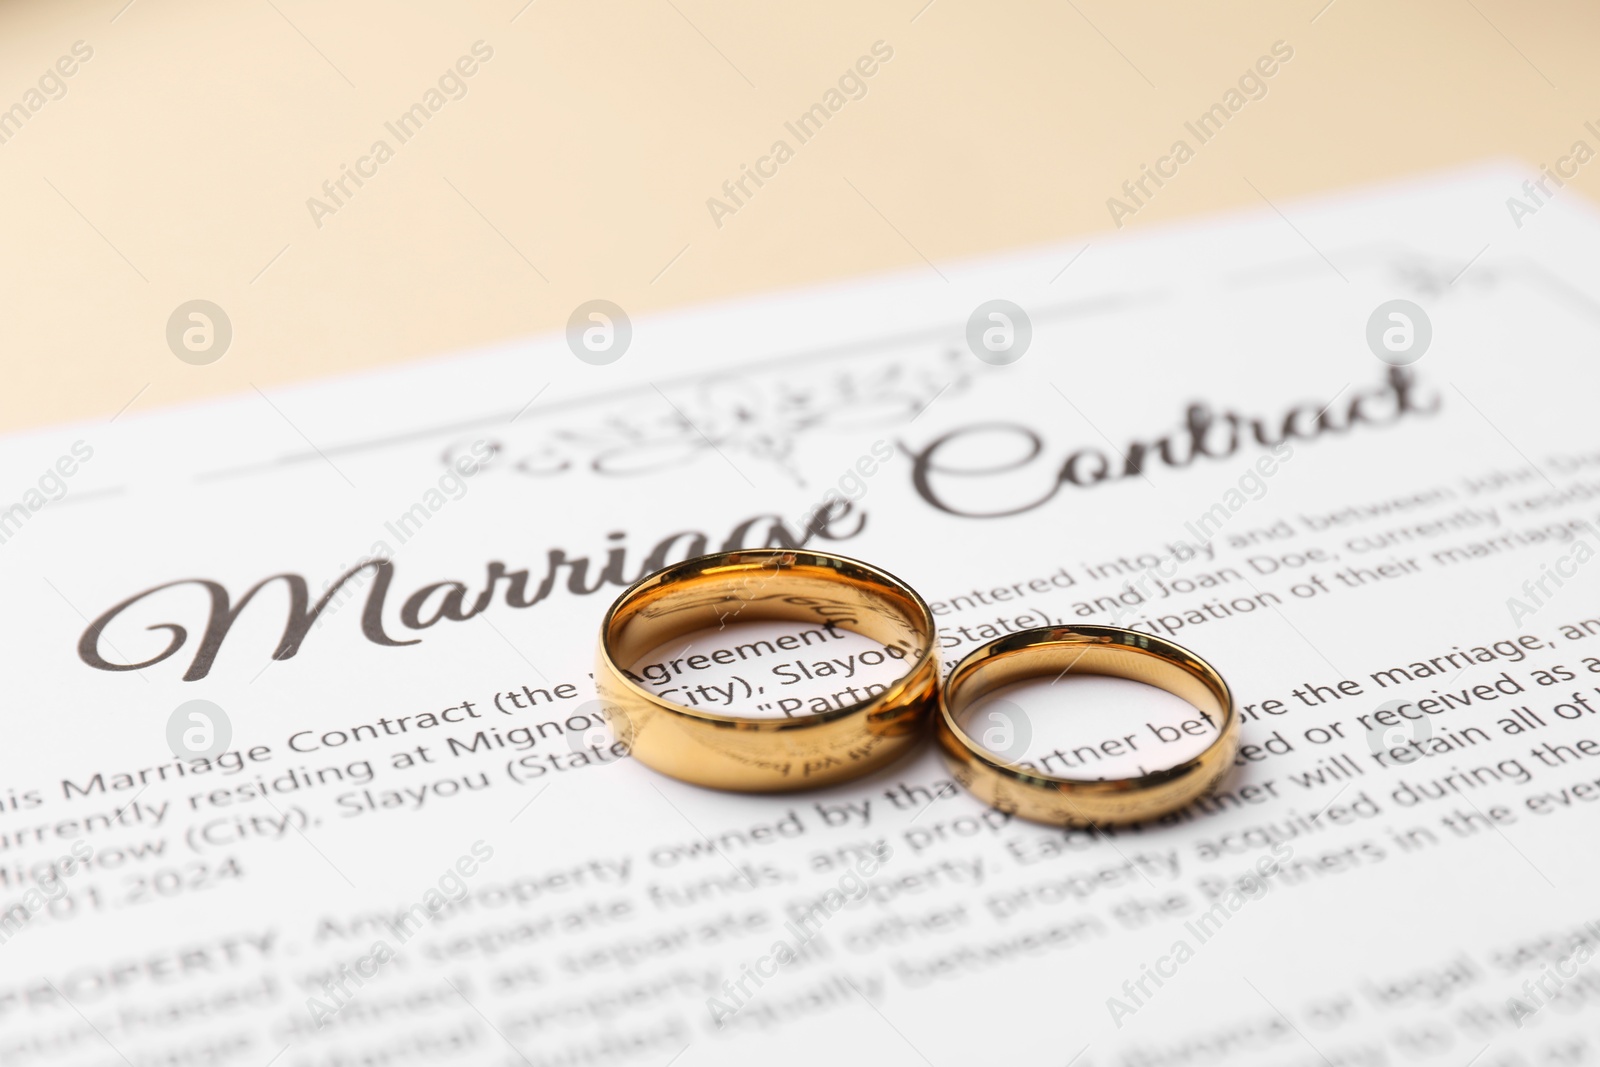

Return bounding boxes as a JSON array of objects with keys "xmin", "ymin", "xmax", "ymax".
[
  {"xmin": 936, "ymin": 625, "xmax": 1239, "ymax": 825},
  {"xmin": 596, "ymin": 549, "xmax": 938, "ymax": 791}
]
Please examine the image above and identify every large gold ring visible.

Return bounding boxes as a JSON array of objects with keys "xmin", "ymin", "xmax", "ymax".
[
  {"xmin": 596, "ymin": 549, "xmax": 938, "ymax": 791},
  {"xmin": 936, "ymin": 625, "xmax": 1239, "ymax": 825}
]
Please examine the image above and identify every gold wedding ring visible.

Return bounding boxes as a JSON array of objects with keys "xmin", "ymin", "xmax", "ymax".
[
  {"xmin": 937, "ymin": 625, "xmax": 1239, "ymax": 826},
  {"xmin": 597, "ymin": 550, "xmax": 938, "ymax": 791}
]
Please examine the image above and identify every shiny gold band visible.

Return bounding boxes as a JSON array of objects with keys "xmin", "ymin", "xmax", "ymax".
[
  {"xmin": 596, "ymin": 549, "xmax": 938, "ymax": 791},
  {"xmin": 936, "ymin": 625, "xmax": 1239, "ymax": 826}
]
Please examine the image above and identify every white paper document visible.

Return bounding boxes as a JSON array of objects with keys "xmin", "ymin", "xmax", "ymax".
[{"xmin": 4, "ymin": 163, "xmax": 1600, "ymax": 1067}]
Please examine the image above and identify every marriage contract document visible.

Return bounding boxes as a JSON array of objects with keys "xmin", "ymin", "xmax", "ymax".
[{"xmin": 2, "ymin": 164, "xmax": 1598, "ymax": 1066}]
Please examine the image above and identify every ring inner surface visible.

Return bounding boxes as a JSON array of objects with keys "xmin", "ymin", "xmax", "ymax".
[
  {"xmin": 607, "ymin": 560, "xmax": 928, "ymax": 704},
  {"xmin": 949, "ymin": 642, "xmax": 1226, "ymax": 773}
]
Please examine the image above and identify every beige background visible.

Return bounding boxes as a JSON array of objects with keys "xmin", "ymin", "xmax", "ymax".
[{"xmin": 1, "ymin": 0, "xmax": 1594, "ymax": 433}]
